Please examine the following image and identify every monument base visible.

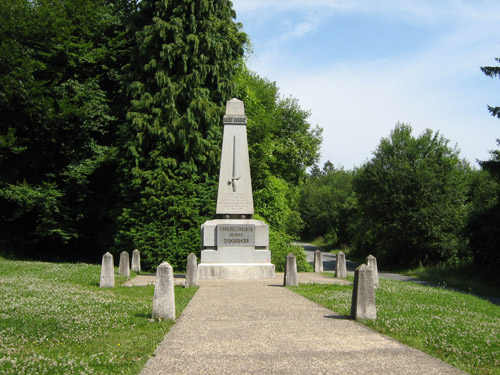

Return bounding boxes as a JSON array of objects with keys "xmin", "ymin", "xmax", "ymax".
[{"xmin": 198, "ymin": 263, "xmax": 275, "ymax": 280}]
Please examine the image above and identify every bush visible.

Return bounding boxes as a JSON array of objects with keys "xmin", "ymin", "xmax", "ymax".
[{"xmin": 268, "ymin": 228, "xmax": 312, "ymax": 272}]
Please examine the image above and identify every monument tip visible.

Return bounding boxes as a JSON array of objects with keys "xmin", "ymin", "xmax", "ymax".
[{"xmin": 226, "ymin": 98, "xmax": 245, "ymax": 116}]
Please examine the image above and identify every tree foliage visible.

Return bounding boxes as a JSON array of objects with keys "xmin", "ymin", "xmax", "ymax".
[
  {"xmin": 235, "ymin": 68, "xmax": 322, "ymax": 237},
  {"xmin": 351, "ymin": 124, "xmax": 469, "ymax": 267},
  {"xmin": 114, "ymin": 0, "xmax": 247, "ymax": 269},
  {"xmin": 468, "ymin": 145, "xmax": 500, "ymax": 272},
  {"xmin": 481, "ymin": 58, "xmax": 500, "ymax": 119},
  {"xmin": 299, "ymin": 162, "xmax": 357, "ymax": 246},
  {"xmin": 235, "ymin": 68, "xmax": 322, "ymax": 188},
  {"xmin": 0, "ymin": 0, "xmax": 135, "ymax": 260},
  {"xmin": 466, "ymin": 58, "xmax": 500, "ymax": 273}
]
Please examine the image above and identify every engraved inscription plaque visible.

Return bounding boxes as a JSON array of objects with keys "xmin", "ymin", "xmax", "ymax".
[{"xmin": 217, "ymin": 224, "xmax": 255, "ymax": 247}]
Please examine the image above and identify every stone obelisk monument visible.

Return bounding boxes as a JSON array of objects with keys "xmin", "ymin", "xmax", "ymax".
[{"xmin": 198, "ymin": 99, "xmax": 275, "ymax": 279}]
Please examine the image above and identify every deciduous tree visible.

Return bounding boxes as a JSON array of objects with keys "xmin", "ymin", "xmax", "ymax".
[
  {"xmin": 352, "ymin": 124, "xmax": 469, "ymax": 267},
  {"xmin": 0, "ymin": 0, "xmax": 135, "ymax": 260}
]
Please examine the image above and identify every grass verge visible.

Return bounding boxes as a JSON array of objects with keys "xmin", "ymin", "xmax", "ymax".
[
  {"xmin": 402, "ymin": 263, "xmax": 500, "ymax": 299},
  {"xmin": 0, "ymin": 257, "xmax": 197, "ymax": 375},
  {"xmin": 290, "ymin": 278, "xmax": 500, "ymax": 375}
]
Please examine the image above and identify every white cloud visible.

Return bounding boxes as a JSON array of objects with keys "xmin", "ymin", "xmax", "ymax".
[{"xmin": 232, "ymin": 0, "xmax": 500, "ymax": 168}]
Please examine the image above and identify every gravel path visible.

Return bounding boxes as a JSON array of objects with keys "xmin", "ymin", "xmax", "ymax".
[{"xmin": 139, "ymin": 275, "xmax": 465, "ymax": 375}]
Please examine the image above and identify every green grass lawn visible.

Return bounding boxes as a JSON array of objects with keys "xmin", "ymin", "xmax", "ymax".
[
  {"xmin": 402, "ymin": 263, "xmax": 500, "ymax": 299},
  {"xmin": 0, "ymin": 257, "xmax": 197, "ymax": 375},
  {"xmin": 291, "ymin": 278, "xmax": 500, "ymax": 375}
]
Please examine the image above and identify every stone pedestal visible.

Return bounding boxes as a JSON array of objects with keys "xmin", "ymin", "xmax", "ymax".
[{"xmin": 199, "ymin": 219, "xmax": 275, "ymax": 279}]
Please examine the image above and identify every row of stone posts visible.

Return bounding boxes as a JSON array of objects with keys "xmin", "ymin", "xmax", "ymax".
[
  {"xmin": 100, "ymin": 250, "xmax": 199, "ymax": 320},
  {"xmin": 99, "ymin": 249, "xmax": 141, "ymax": 288},
  {"xmin": 313, "ymin": 249, "xmax": 348, "ymax": 279}
]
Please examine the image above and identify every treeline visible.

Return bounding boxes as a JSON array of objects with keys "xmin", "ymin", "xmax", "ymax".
[
  {"xmin": 0, "ymin": 0, "xmax": 321, "ymax": 270},
  {"xmin": 2, "ymin": 0, "xmax": 498, "ymax": 275},
  {"xmin": 299, "ymin": 124, "xmax": 500, "ymax": 274}
]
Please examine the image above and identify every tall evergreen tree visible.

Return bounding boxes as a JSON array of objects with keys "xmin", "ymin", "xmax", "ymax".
[
  {"xmin": 468, "ymin": 59, "xmax": 500, "ymax": 272},
  {"xmin": 481, "ymin": 58, "xmax": 500, "ymax": 119},
  {"xmin": 115, "ymin": 0, "xmax": 247, "ymax": 269}
]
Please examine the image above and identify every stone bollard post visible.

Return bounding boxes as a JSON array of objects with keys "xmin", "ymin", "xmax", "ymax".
[
  {"xmin": 283, "ymin": 253, "xmax": 298, "ymax": 287},
  {"xmin": 131, "ymin": 249, "xmax": 141, "ymax": 273},
  {"xmin": 351, "ymin": 264, "xmax": 377, "ymax": 320},
  {"xmin": 100, "ymin": 252, "xmax": 115, "ymax": 288},
  {"xmin": 118, "ymin": 251, "xmax": 130, "ymax": 277},
  {"xmin": 335, "ymin": 251, "xmax": 347, "ymax": 279},
  {"xmin": 152, "ymin": 262, "xmax": 176, "ymax": 320},
  {"xmin": 185, "ymin": 253, "xmax": 198, "ymax": 288},
  {"xmin": 314, "ymin": 250, "xmax": 323, "ymax": 272},
  {"xmin": 366, "ymin": 255, "xmax": 379, "ymax": 288}
]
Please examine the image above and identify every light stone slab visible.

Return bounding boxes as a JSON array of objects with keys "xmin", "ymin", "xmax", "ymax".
[
  {"xmin": 351, "ymin": 264, "xmax": 377, "ymax": 320},
  {"xmin": 198, "ymin": 263, "xmax": 275, "ymax": 280},
  {"xmin": 335, "ymin": 251, "xmax": 347, "ymax": 279},
  {"xmin": 284, "ymin": 253, "xmax": 298, "ymax": 287},
  {"xmin": 152, "ymin": 262, "xmax": 175, "ymax": 320},
  {"xmin": 118, "ymin": 251, "xmax": 130, "ymax": 277},
  {"xmin": 185, "ymin": 253, "xmax": 198, "ymax": 287},
  {"xmin": 366, "ymin": 254, "xmax": 379, "ymax": 288},
  {"xmin": 131, "ymin": 249, "xmax": 141, "ymax": 273},
  {"xmin": 201, "ymin": 219, "xmax": 269, "ymax": 249},
  {"xmin": 200, "ymin": 248, "xmax": 271, "ymax": 264},
  {"xmin": 314, "ymin": 250, "xmax": 323, "ymax": 272},
  {"xmin": 100, "ymin": 252, "xmax": 115, "ymax": 288}
]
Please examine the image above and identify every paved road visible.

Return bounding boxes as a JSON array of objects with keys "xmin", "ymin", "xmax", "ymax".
[
  {"xmin": 140, "ymin": 275, "xmax": 465, "ymax": 375},
  {"xmin": 299, "ymin": 243, "xmax": 358, "ymax": 272},
  {"xmin": 299, "ymin": 242, "xmax": 500, "ymax": 306}
]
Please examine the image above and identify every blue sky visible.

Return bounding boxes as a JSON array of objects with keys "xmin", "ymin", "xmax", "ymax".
[{"xmin": 231, "ymin": 0, "xmax": 500, "ymax": 169}]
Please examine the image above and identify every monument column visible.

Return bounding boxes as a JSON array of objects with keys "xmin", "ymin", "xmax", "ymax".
[{"xmin": 198, "ymin": 99, "xmax": 275, "ymax": 279}]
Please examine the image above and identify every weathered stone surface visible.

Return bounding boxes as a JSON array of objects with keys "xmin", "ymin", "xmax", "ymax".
[
  {"xmin": 131, "ymin": 249, "xmax": 141, "ymax": 273},
  {"xmin": 199, "ymin": 99, "xmax": 275, "ymax": 279},
  {"xmin": 216, "ymin": 98, "xmax": 253, "ymax": 216},
  {"xmin": 152, "ymin": 262, "xmax": 176, "ymax": 320},
  {"xmin": 198, "ymin": 264, "xmax": 275, "ymax": 279},
  {"xmin": 201, "ymin": 219, "xmax": 269, "ymax": 249},
  {"xmin": 351, "ymin": 264, "xmax": 377, "ymax": 320},
  {"xmin": 366, "ymin": 254, "xmax": 379, "ymax": 288},
  {"xmin": 118, "ymin": 251, "xmax": 130, "ymax": 277},
  {"xmin": 314, "ymin": 250, "xmax": 323, "ymax": 272},
  {"xmin": 99, "ymin": 252, "xmax": 115, "ymax": 288},
  {"xmin": 185, "ymin": 253, "xmax": 198, "ymax": 288},
  {"xmin": 335, "ymin": 251, "xmax": 347, "ymax": 279},
  {"xmin": 284, "ymin": 253, "xmax": 298, "ymax": 287}
]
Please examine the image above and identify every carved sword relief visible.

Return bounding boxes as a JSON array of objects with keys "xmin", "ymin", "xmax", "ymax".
[{"xmin": 228, "ymin": 135, "xmax": 240, "ymax": 192}]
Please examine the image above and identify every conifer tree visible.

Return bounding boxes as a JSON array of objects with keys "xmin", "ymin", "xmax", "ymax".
[{"xmin": 115, "ymin": 0, "xmax": 246, "ymax": 269}]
